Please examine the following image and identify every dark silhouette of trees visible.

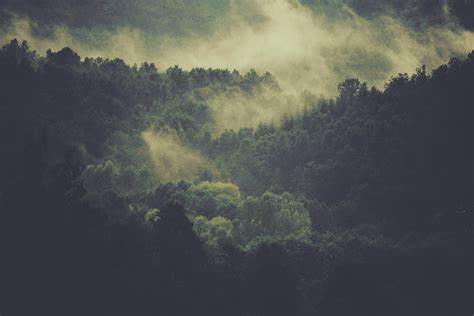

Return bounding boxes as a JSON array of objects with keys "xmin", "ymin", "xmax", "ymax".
[{"xmin": 0, "ymin": 40, "xmax": 471, "ymax": 315}]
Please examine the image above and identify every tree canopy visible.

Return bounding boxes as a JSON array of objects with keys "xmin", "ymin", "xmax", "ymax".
[{"xmin": 0, "ymin": 39, "xmax": 471, "ymax": 315}]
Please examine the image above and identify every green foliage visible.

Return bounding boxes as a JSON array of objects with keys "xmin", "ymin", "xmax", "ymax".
[
  {"xmin": 145, "ymin": 208, "xmax": 160, "ymax": 224},
  {"xmin": 192, "ymin": 215, "xmax": 234, "ymax": 251},
  {"xmin": 210, "ymin": 54, "xmax": 473, "ymax": 230},
  {"xmin": 83, "ymin": 160, "xmax": 157, "ymax": 195},
  {"xmin": 83, "ymin": 160, "xmax": 118, "ymax": 193},
  {"xmin": 0, "ymin": 40, "xmax": 472, "ymax": 315},
  {"xmin": 185, "ymin": 181, "xmax": 240, "ymax": 219},
  {"xmin": 236, "ymin": 192, "xmax": 311, "ymax": 247}
]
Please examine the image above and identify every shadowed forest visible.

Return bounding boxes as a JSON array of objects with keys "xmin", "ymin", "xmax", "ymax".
[{"xmin": 0, "ymin": 1, "xmax": 472, "ymax": 316}]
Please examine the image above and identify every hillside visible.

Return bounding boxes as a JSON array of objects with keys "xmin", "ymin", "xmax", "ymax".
[{"xmin": 0, "ymin": 39, "xmax": 472, "ymax": 315}]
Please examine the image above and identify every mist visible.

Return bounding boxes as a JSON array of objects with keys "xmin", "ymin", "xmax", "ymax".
[
  {"xmin": 141, "ymin": 129, "xmax": 218, "ymax": 182},
  {"xmin": 1, "ymin": 0, "xmax": 473, "ymax": 134},
  {"xmin": 0, "ymin": 3, "xmax": 472, "ymax": 313},
  {"xmin": 2, "ymin": 1, "xmax": 473, "ymax": 95}
]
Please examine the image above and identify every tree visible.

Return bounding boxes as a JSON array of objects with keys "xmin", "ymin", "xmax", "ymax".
[
  {"xmin": 252, "ymin": 242, "xmax": 299, "ymax": 316},
  {"xmin": 193, "ymin": 215, "xmax": 234, "ymax": 252},
  {"xmin": 185, "ymin": 181, "xmax": 241, "ymax": 219},
  {"xmin": 235, "ymin": 192, "xmax": 311, "ymax": 246},
  {"xmin": 152, "ymin": 201, "xmax": 210, "ymax": 314}
]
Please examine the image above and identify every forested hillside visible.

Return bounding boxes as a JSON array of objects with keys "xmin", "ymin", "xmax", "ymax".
[{"xmin": 0, "ymin": 39, "xmax": 472, "ymax": 315}]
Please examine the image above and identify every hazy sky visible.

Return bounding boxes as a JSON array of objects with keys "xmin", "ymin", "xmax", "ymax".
[{"xmin": 1, "ymin": 0, "xmax": 473, "ymax": 95}]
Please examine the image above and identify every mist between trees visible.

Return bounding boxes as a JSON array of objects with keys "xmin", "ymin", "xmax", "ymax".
[{"xmin": 0, "ymin": 37, "xmax": 471, "ymax": 315}]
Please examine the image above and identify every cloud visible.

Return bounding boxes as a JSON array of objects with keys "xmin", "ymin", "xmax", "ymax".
[
  {"xmin": 1, "ymin": 0, "xmax": 473, "ymax": 132},
  {"xmin": 152, "ymin": 0, "xmax": 474, "ymax": 94},
  {"xmin": 141, "ymin": 129, "xmax": 218, "ymax": 182},
  {"xmin": 3, "ymin": 1, "xmax": 473, "ymax": 94},
  {"xmin": 0, "ymin": 16, "xmax": 151, "ymax": 64},
  {"xmin": 192, "ymin": 85, "xmax": 304, "ymax": 133}
]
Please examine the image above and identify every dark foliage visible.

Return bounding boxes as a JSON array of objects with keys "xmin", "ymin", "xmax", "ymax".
[{"xmin": 0, "ymin": 40, "xmax": 472, "ymax": 315}]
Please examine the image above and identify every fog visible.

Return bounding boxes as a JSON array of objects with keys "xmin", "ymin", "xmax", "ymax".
[
  {"xmin": 1, "ymin": 0, "xmax": 473, "ymax": 136},
  {"xmin": 141, "ymin": 129, "xmax": 218, "ymax": 182},
  {"xmin": 2, "ymin": 0, "xmax": 472, "ymax": 96}
]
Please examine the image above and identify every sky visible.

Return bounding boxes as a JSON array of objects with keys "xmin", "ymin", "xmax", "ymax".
[{"xmin": 1, "ymin": 0, "xmax": 473, "ymax": 95}]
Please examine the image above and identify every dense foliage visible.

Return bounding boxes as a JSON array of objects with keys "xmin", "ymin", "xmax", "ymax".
[{"xmin": 0, "ymin": 40, "xmax": 472, "ymax": 315}]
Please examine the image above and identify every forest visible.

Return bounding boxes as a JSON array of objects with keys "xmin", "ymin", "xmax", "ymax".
[
  {"xmin": 0, "ymin": 0, "xmax": 473, "ymax": 315},
  {"xmin": 0, "ymin": 39, "xmax": 471, "ymax": 315}
]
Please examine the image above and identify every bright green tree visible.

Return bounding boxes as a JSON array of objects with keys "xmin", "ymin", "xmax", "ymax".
[{"xmin": 235, "ymin": 192, "xmax": 311, "ymax": 247}]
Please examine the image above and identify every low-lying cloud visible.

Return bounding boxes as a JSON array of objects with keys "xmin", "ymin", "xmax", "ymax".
[
  {"xmin": 1, "ymin": 0, "xmax": 473, "ymax": 132},
  {"xmin": 193, "ymin": 85, "xmax": 305, "ymax": 133},
  {"xmin": 2, "ymin": 0, "xmax": 473, "ymax": 95},
  {"xmin": 141, "ymin": 129, "xmax": 218, "ymax": 182}
]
